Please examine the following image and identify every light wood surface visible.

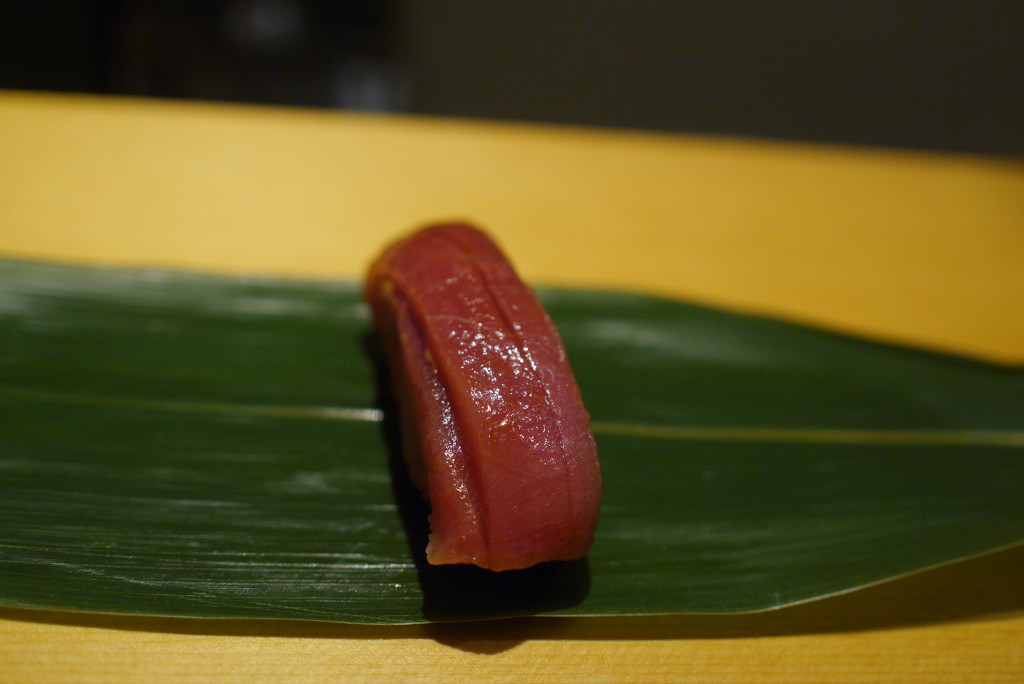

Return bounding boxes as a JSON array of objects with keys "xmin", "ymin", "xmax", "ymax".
[{"xmin": 1, "ymin": 92, "xmax": 1022, "ymax": 682}]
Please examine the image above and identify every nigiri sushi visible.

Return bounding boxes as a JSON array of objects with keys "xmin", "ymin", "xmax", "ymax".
[{"xmin": 366, "ymin": 223, "xmax": 601, "ymax": 572}]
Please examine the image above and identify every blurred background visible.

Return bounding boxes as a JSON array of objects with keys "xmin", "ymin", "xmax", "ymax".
[{"xmin": 1, "ymin": 0, "xmax": 1021, "ymax": 156}]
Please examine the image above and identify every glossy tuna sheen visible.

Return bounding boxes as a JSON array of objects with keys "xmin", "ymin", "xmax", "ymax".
[{"xmin": 366, "ymin": 223, "xmax": 601, "ymax": 572}]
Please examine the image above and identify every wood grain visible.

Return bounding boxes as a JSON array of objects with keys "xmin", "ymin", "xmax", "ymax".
[{"xmin": 1, "ymin": 92, "xmax": 1022, "ymax": 682}]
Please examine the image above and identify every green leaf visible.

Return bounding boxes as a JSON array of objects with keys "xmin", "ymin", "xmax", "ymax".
[{"xmin": 1, "ymin": 258, "xmax": 1022, "ymax": 624}]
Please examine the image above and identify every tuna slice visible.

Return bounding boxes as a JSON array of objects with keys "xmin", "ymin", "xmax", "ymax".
[{"xmin": 366, "ymin": 223, "xmax": 601, "ymax": 572}]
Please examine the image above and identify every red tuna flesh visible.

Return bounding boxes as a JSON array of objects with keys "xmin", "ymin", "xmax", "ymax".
[{"xmin": 366, "ymin": 223, "xmax": 601, "ymax": 572}]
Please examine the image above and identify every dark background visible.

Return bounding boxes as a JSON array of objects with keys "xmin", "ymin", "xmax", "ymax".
[{"xmin": 2, "ymin": 0, "xmax": 1022, "ymax": 156}]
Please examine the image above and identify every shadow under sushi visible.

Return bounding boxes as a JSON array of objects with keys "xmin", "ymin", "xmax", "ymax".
[{"xmin": 363, "ymin": 332, "xmax": 593, "ymax": 626}]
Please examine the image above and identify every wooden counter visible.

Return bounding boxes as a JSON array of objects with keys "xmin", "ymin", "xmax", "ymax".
[{"xmin": 1, "ymin": 92, "xmax": 1022, "ymax": 682}]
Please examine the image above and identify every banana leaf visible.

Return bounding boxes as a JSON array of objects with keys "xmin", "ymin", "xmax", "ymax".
[{"xmin": 1, "ymin": 258, "xmax": 1022, "ymax": 624}]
